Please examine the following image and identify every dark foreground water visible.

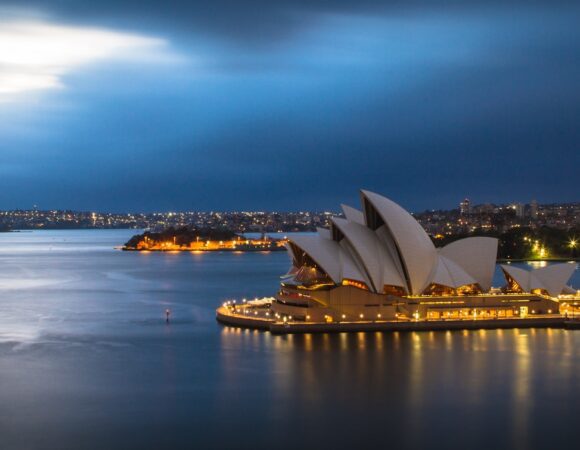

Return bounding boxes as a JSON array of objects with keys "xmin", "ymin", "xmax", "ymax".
[{"xmin": 0, "ymin": 230, "xmax": 578, "ymax": 450}]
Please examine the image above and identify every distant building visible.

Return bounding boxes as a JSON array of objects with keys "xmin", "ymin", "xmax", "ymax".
[
  {"xmin": 530, "ymin": 199, "xmax": 538, "ymax": 219},
  {"xmin": 513, "ymin": 203, "xmax": 525, "ymax": 218},
  {"xmin": 460, "ymin": 198, "xmax": 471, "ymax": 215},
  {"xmin": 474, "ymin": 203, "xmax": 495, "ymax": 214}
]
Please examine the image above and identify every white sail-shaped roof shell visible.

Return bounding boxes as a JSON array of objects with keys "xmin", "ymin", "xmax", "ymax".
[
  {"xmin": 337, "ymin": 239, "xmax": 373, "ymax": 287},
  {"xmin": 285, "ymin": 241, "xmax": 296, "ymax": 263},
  {"xmin": 432, "ymin": 256, "xmax": 477, "ymax": 288},
  {"xmin": 501, "ymin": 263, "xmax": 576, "ymax": 297},
  {"xmin": 316, "ymin": 227, "xmax": 332, "ymax": 240},
  {"xmin": 375, "ymin": 225, "xmax": 408, "ymax": 289},
  {"xmin": 532, "ymin": 263, "xmax": 576, "ymax": 297},
  {"xmin": 288, "ymin": 233, "xmax": 367, "ymax": 285},
  {"xmin": 501, "ymin": 265, "xmax": 533, "ymax": 291},
  {"xmin": 283, "ymin": 242, "xmax": 299, "ymax": 277},
  {"xmin": 361, "ymin": 190, "xmax": 437, "ymax": 295},
  {"xmin": 341, "ymin": 204, "xmax": 365, "ymax": 225},
  {"xmin": 331, "ymin": 217, "xmax": 406, "ymax": 293},
  {"xmin": 288, "ymin": 234, "xmax": 342, "ymax": 283},
  {"xmin": 439, "ymin": 237, "xmax": 498, "ymax": 291}
]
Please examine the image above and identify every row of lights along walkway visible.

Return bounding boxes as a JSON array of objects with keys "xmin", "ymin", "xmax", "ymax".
[{"xmin": 217, "ymin": 298, "xmax": 573, "ymax": 334}]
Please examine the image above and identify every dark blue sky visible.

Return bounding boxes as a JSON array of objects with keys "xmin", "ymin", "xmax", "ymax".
[{"xmin": 0, "ymin": 1, "xmax": 578, "ymax": 212}]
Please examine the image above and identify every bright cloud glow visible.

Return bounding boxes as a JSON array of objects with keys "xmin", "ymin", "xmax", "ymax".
[{"xmin": 0, "ymin": 19, "xmax": 180, "ymax": 98}]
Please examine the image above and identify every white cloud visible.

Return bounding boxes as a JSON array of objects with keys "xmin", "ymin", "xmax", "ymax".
[{"xmin": 0, "ymin": 18, "xmax": 182, "ymax": 99}]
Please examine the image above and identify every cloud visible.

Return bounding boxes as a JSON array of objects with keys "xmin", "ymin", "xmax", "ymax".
[
  {"xmin": 7, "ymin": 0, "xmax": 579, "ymax": 47},
  {"xmin": 0, "ymin": 16, "xmax": 182, "ymax": 100},
  {"xmin": 0, "ymin": 1, "xmax": 578, "ymax": 211}
]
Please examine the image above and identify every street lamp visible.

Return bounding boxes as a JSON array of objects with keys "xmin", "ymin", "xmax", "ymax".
[{"xmin": 568, "ymin": 238, "xmax": 578, "ymax": 258}]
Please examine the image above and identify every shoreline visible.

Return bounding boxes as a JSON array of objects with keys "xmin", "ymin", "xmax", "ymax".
[
  {"xmin": 121, "ymin": 247, "xmax": 286, "ymax": 252},
  {"xmin": 118, "ymin": 248, "xmax": 578, "ymax": 260},
  {"xmin": 497, "ymin": 258, "xmax": 579, "ymax": 262},
  {"xmin": 216, "ymin": 306, "xmax": 579, "ymax": 334}
]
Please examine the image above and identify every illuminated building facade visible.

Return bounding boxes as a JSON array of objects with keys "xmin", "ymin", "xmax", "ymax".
[
  {"xmin": 459, "ymin": 198, "xmax": 471, "ymax": 215},
  {"xmin": 272, "ymin": 191, "xmax": 576, "ymax": 322}
]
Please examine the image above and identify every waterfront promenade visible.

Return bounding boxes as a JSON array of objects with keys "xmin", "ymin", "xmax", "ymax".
[{"xmin": 216, "ymin": 304, "xmax": 578, "ymax": 334}]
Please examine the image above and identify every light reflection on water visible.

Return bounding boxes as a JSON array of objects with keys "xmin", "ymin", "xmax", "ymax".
[
  {"xmin": 219, "ymin": 325, "xmax": 578, "ymax": 450},
  {"xmin": 528, "ymin": 260, "xmax": 548, "ymax": 269},
  {"xmin": 0, "ymin": 230, "xmax": 578, "ymax": 450}
]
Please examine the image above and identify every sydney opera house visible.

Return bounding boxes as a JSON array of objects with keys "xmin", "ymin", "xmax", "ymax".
[{"xmin": 268, "ymin": 190, "xmax": 576, "ymax": 323}]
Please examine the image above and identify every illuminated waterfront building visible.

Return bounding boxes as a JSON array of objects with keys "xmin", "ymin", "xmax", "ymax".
[{"xmin": 272, "ymin": 191, "xmax": 576, "ymax": 323}]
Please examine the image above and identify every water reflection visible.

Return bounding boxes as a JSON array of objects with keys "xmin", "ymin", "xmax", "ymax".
[
  {"xmin": 1, "ymin": 230, "xmax": 578, "ymax": 450},
  {"xmin": 527, "ymin": 261, "xmax": 548, "ymax": 269},
  {"xmin": 218, "ymin": 327, "xmax": 579, "ymax": 449},
  {"xmin": 511, "ymin": 330, "xmax": 531, "ymax": 450}
]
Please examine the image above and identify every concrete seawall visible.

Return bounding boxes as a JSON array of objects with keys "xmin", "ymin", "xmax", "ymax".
[
  {"xmin": 216, "ymin": 307, "xmax": 273, "ymax": 330},
  {"xmin": 216, "ymin": 307, "xmax": 571, "ymax": 334}
]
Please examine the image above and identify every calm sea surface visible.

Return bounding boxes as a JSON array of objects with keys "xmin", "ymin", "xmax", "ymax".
[{"xmin": 0, "ymin": 230, "xmax": 578, "ymax": 450}]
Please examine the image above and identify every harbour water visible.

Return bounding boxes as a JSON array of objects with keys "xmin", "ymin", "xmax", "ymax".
[{"xmin": 0, "ymin": 230, "xmax": 578, "ymax": 450}]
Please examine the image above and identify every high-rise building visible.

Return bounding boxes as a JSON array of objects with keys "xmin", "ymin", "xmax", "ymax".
[{"xmin": 460, "ymin": 198, "xmax": 471, "ymax": 215}]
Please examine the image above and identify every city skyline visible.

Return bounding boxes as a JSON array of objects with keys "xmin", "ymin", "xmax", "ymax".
[
  {"xmin": 0, "ymin": 196, "xmax": 576, "ymax": 214},
  {"xmin": 1, "ymin": 198, "xmax": 578, "ymax": 234},
  {"xmin": 1, "ymin": 1, "xmax": 579, "ymax": 212},
  {"xmin": 0, "ymin": 193, "xmax": 577, "ymax": 216}
]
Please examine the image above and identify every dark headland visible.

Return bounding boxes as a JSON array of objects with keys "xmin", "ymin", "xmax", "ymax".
[{"xmin": 122, "ymin": 226, "xmax": 286, "ymax": 252}]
